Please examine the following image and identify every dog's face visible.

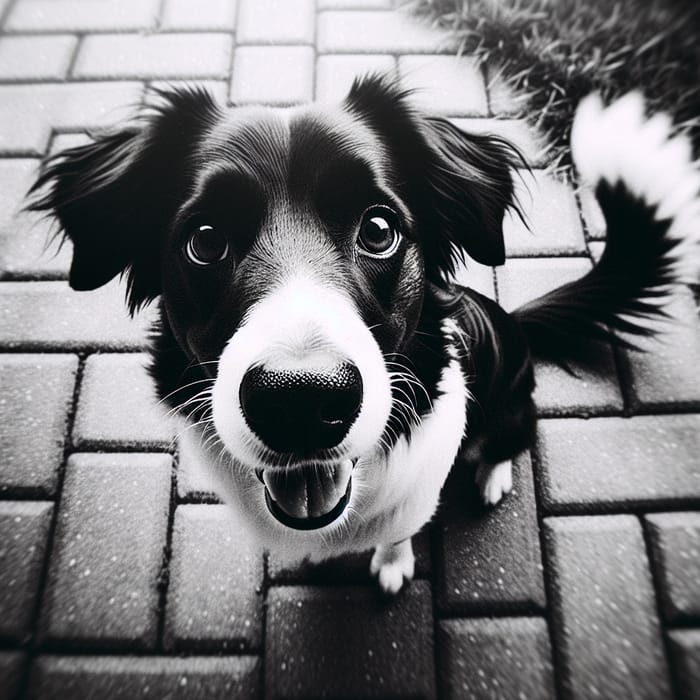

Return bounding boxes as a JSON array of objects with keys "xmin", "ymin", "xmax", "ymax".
[{"xmin": 30, "ymin": 76, "xmax": 519, "ymax": 538}]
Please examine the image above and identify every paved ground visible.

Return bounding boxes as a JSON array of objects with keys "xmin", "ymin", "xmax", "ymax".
[{"xmin": 0, "ymin": 0, "xmax": 699, "ymax": 698}]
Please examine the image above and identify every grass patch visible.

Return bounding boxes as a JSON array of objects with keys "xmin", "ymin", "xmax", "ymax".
[{"xmin": 408, "ymin": 0, "xmax": 700, "ymax": 173}]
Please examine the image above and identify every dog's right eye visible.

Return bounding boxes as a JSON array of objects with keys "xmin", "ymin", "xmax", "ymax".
[
  {"xmin": 184, "ymin": 225, "xmax": 230, "ymax": 266},
  {"xmin": 356, "ymin": 206, "xmax": 401, "ymax": 259}
]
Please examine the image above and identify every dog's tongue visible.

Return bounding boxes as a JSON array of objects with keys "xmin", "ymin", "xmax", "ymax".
[{"xmin": 262, "ymin": 460, "xmax": 353, "ymax": 520}]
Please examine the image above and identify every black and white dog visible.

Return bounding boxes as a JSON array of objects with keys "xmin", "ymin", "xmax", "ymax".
[{"xmin": 29, "ymin": 76, "xmax": 699, "ymax": 593}]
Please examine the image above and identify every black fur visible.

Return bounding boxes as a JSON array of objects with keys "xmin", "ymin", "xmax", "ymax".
[
  {"xmin": 514, "ymin": 181, "xmax": 681, "ymax": 363},
  {"xmin": 29, "ymin": 85, "xmax": 222, "ymax": 313},
  {"xmin": 345, "ymin": 76, "xmax": 526, "ymax": 275}
]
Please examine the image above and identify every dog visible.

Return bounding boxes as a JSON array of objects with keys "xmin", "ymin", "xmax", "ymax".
[{"xmin": 28, "ymin": 75, "xmax": 699, "ymax": 594}]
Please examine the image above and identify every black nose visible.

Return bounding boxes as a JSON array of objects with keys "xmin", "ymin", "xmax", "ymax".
[{"xmin": 239, "ymin": 361, "xmax": 363, "ymax": 453}]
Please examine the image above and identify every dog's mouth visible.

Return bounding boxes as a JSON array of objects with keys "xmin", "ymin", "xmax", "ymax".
[{"xmin": 255, "ymin": 459, "xmax": 354, "ymax": 530}]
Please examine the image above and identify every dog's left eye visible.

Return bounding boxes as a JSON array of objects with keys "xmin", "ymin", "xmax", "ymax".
[
  {"xmin": 184, "ymin": 225, "xmax": 230, "ymax": 266},
  {"xmin": 357, "ymin": 206, "xmax": 401, "ymax": 259}
]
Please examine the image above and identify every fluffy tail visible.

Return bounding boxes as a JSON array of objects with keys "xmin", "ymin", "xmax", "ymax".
[{"xmin": 514, "ymin": 92, "xmax": 700, "ymax": 364}]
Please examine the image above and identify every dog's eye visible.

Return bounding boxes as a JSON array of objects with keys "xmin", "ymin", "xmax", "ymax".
[
  {"xmin": 184, "ymin": 225, "xmax": 229, "ymax": 266},
  {"xmin": 357, "ymin": 207, "xmax": 401, "ymax": 259}
]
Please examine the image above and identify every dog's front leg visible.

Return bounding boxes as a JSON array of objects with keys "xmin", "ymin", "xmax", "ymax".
[{"xmin": 370, "ymin": 538, "xmax": 415, "ymax": 595}]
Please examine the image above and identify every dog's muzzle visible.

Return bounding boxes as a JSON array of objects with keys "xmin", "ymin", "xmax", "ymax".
[{"xmin": 240, "ymin": 361, "xmax": 362, "ymax": 529}]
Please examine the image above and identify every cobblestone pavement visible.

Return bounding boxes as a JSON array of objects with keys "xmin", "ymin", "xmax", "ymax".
[{"xmin": 1, "ymin": 0, "xmax": 699, "ymax": 698}]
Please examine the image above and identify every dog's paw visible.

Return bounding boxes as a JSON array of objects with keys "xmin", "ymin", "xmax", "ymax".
[
  {"xmin": 370, "ymin": 540, "xmax": 415, "ymax": 595},
  {"xmin": 475, "ymin": 460, "xmax": 513, "ymax": 506}
]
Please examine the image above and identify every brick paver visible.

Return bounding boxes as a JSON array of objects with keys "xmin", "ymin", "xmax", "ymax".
[
  {"xmin": 176, "ymin": 433, "xmax": 221, "ymax": 502},
  {"xmin": 72, "ymin": 353, "xmax": 173, "ymax": 450},
  {"xmin": 668, "ymin": 630, "xmax": 700, "ymax": 700},
  {"xmin": 319, "ymin": 0, "xmax": 393, "ymax": 7},
  {"xmin": 620, "ymin": 293, "xmax": 700, "ymax": 412},
  {"xmin": 265, "ymin": 583, "xmax": 436, "ymax": 699},
  {"xmin": 532, "ymin": 350, "xmax": 624, "ymax": 418},
  {"xmin": 1, "ymin": 0, "xmax": 697, "ymax": 697},
  {"xmin": 231, "ymin": 46, "xmax": 314, "ymax": 105},
  {"xmin": 496, "ymin": 257, "xmax": 593, "ymax": 312},
  {"xmin": 317, "ymin": 10, "xmax": 453, "ymax": 53},
  {"xmin": 0, "ymin": 354, "xmax": 78, "ymax": 496},
  {"xmin": 160, "ymin": 0, "xmax": 238, "ymax": 31},
  {"xmin": 0, "ymin": 652, "xmax": 25, "ymax": 700},
  {"xmin": 536, "ymin": 414, "xmax": 700, "ymax": 513},
  {"xmin": 73, "ymin": 33, "xmax": 232, "ymax": 80},
  {"xmin": 452, "ymin": 258, "xmax": 496, "ymax": 299},
  {"xmin": 237, "ymin": 0, "xmax": 315, "ymax": 45},
  {"xmin": 0, "ymin": 35, "xmax": 77, "ymax": 81},
  {"xmin": 165, "ymin": 505, "xmax": 264, "ymax": 651},
  {"xmin": 39, "ymin": 453, "xmax": 171, "ymax": 650},
  {"xmin": 28, "ymin": 656, "xmax": 261, "ymax": 700},
  {"xmin": 0, "ymin": 159, "xmax": 70, "ymax": 280},
  {"xmin": 544, "ymin": 516, "xmax": 672, "ymax": 700},
  {"xmin": 504, "ymin": 170, "xmax": 587, "ymax": 256},
  {"xmin": 438, "ymin": 617, "xmax": 555, "ymax": 699},
  {"xmin": 645, "ymin": 512, "xmax": 700, "ymax": 623},
  {"xmin": 0, "ymin": 82, "xmax": 143, "ymax": 155},
  {"xmin": 436, "ymin": 452, "xmax": 546, "ymax": 614},
  {"xmin": 0, "ymin": 281, "xmax": 152, "ymax": 351},
  {"xmin": 0, "ymin": 501, "xmax": 53, "ymax": 643},
  {"xmin": 398, "ymin": 54, "xmax": 488, "ymax": 116},
  {"xmin": 5, "ymin": 0, "xmax": 160, "ymax": 33}
]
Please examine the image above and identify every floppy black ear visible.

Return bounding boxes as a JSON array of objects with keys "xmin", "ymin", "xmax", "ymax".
[
  {"xmin": 345, "ymin": 74, "xmax": 525, "ymax": 278},
  {"xmin": 420, "ymin": 116, "xmax": 524, "ymax": 269},
  {"xmin": 28, "ymin": 86, "xmax": 221, "ymax": 313}
]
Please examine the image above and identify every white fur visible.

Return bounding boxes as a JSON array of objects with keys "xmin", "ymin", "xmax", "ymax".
[
  {"xmin": 202, "ymin": 335, "xmax": 467, "ymax": 567},
  {"xmin": 212, "ymin": 272, "xmax": 393, "ymax": 470},
  {"xmin": 476, "ymin": 460, "xmax": 513, "ymax": 506},
  {"xmin": 572, "ymin": 92, "xmax": 700, "ymax": 283},
  {"xmin": 370, "ymin": 539, "xmax": 415, "ymax": 595}
]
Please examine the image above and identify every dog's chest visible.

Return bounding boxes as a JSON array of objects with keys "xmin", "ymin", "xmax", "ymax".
[{"xmin": 349, "ymin": 357, "xmax": 468, "ymax": 546}]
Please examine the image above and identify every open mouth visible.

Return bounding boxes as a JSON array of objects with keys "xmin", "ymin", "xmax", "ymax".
[{"xmin": 256, "ymin": 459, "xmax": 354, "ymax": 530}]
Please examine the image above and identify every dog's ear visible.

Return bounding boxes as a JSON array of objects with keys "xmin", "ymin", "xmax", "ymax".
[
  {"xmin": 345, "ymin": 74, "xmax": 525, "ymax": 279},
  {"xmin": 27, "ymin": 86, "xmax": 221, "ymax": 313},
  {"xmin": 419, "ymin": 116, "xmax": 523, "ymax": 270}
]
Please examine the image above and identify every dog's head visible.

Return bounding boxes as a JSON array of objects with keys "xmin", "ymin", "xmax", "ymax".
[{"xmin": 29, "ymin": 75, "xmax": 521, "ymax": 538}]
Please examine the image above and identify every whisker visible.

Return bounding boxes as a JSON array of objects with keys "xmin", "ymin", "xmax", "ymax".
[{"xmin": 158, "ymin": 379, "xmax": 214, "ymax": 409}]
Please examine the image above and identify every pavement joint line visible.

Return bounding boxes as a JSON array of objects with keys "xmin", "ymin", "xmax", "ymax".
[
  {"xmin": 480, "ymin": 60, "xmax": 493, "ymax": 117},
  {"xmin": 155, "ymin": 457, "xmax": 179, "ymax": 651},
  {"xmin": 427, "ymin": 521, "xmax": 441, "ymax": 697},
  {"xmin": 537, "ymin": 501, "xmax": 700, "ymax": 518},
  {"xmin": 572, "ymin": 182, "xmax": 594, "ymax": 251},
  {"xmin": 155, "ymin": 0, "xmax": 167, "ymax": 32},
  {"xmin": 259, "ymin": 550, "xmax": 270, "ymax": 691},
  {"xmin": 311, "ymin": 1, "xmax": 318, "ymax": 100},
  {"xmin": 0, "ymin": 0, "xmax": 19, "ymax": 30},
  {"xmin": 65, "ymin": 35, "xmax": 85, "ymax": 81}
]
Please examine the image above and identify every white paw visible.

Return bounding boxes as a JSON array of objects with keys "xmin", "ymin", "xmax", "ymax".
[
  {"xmin": 476, "ymin": 460, "xmax": 513, "ymax": 506},
  {"xmin": 370, "ymin": 540, "xmax": 415, "ymax": 595}
]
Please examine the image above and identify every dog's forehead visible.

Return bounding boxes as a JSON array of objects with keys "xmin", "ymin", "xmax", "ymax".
[
  {"xmin": 288, "ymin": 105, "xmax": 389, "ymax": 176},
  {"xmin": 201, "ymin": 103, "xmax": 390, "ymax": 192}
]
